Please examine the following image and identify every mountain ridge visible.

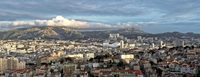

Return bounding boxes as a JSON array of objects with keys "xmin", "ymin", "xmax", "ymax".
[{"xmin": 0, "ymin": 26, "xmax": 200, "ymax": 40}]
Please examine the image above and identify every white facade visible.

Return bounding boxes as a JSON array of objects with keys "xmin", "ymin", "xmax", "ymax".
[
  {"xmin": 85, "ymin": 53, "xmax": 94, "ymax": 60},
  {"xmin": 66, "ymin": 54, "xmax": 84, "ymax": 59},
  {"xmin": 121, "ymin": 54, "xmax": 134, "ymax": 59}
]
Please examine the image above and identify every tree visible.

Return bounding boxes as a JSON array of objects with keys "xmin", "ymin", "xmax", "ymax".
[{"xmin": 117, "ymin": 60, "xmax": 124, "ymax": 67}]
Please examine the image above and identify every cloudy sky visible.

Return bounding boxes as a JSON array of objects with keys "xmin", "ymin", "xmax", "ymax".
[{"xmin": 0, "ymin": 0, "xmax": 200, "ymax": 33}]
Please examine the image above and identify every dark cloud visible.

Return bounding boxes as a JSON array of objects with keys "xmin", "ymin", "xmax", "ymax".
[{"xmin": 0, "ymin": 0, "xmax": 200, "ymax": 33}]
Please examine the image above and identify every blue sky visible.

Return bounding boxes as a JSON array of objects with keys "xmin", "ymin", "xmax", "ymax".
[{"xmin": 0, "ymin": 0, "xmax": 200, "ymax": 33}]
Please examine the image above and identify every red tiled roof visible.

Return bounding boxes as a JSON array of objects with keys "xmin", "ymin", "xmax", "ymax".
[
  {"xmin": 13, "ymin": 68, "xmax": 30, "ymax": 73},
  {"xmin": 112, "ymin": 70, "xmax": 143, "ymax": 75}
]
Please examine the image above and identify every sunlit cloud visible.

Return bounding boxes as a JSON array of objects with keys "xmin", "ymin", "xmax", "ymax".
[
  {"xmin": 0, "ymin": 16, "xmax": 139, "ymax": 30},
  {"xmin": 0, "ymin": 0, "xmax": 200, "ymax": 32}
]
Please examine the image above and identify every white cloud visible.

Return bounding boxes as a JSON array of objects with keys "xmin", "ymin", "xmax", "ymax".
[
  {"xmin": 0, "ymin": 16, "xmax": 139, "ymax": 30},
  {"xmin": 10, "ymin": 16, "xmax": 89, "ymax": 28},
  {"xmin": 12, "ymin": 21, "xmax": 36, "ymax": 26}
]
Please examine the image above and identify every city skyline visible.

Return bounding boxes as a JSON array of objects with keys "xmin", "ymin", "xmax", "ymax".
[
  {"xmin": 0, "ymin": 0, "xmax": 200, "ymax": 33},
  {"xmin": 0, "ymin": 1, "xmax": 200, "ymax": 76}
]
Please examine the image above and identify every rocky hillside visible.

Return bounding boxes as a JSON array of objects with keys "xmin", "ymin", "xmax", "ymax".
[
  {"xmin": 0, "ymin": 26, "xmax": 84, "ymax": 40},
  {"xmin": 0, "ymin": 26, "xmax": 200, "ymax": 40}
]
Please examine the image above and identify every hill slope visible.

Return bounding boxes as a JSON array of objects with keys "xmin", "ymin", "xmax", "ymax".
[
  {"xmin": 0, "ymin": 26, "xmax": 200, "ymax": 40},
  {"xmin": 0, "ymin": 26, "xmax": 84, "ymax": 40}
]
